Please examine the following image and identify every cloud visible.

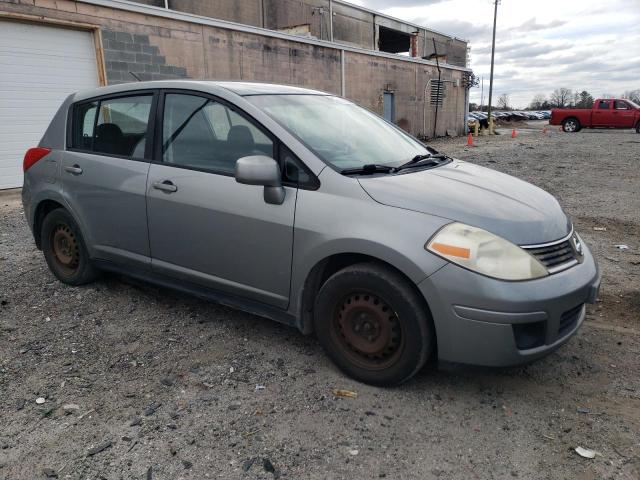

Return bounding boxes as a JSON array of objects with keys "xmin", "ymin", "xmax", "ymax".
[
  {"xmin": 515, "ymin": 18, "xmax": 567, "ymax": 32},
  {"xmin": 361, "ymin": 0, "xmax": 640, "ymax": 107}
]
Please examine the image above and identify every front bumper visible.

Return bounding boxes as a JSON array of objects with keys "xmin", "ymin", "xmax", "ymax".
[{"xmin": 418, "ymin": 244, "xmax": 600, "ymax": 367}]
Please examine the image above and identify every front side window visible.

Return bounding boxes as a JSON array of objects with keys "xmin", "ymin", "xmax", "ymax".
[
  {"xmin": 162, "ymin": 93, "xmax": 274, "ymax": 174},
  {"xmin": 614, "ymin": 100, "xmax": 629, "ymax": 110},
  {"xmin": 246, "ymin": 94, "xmax": 430, "ymax": 171},
  {"xmin": 71, "ymin": 94, "xmax": 152, "ymax": 159}
]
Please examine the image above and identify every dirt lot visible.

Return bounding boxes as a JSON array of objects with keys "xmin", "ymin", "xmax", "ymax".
[{"xmin": 1, "ymin": 123, "xmax": 638, "ymax": 480}]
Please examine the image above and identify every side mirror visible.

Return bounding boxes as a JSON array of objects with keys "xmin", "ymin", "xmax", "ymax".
[{"xmin": 235, "ymin": 155, "xmax": 285, "ymax": 205}]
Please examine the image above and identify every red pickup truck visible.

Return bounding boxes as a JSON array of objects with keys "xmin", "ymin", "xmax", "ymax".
[{"xmin": 550, "ymin": 99, "xmax": 640, "ymax": 133}]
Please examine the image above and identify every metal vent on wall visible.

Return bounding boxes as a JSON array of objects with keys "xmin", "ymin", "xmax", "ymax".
[{"xmin": 430, "ymin": 80, "xmax": 445, "ymax": 107}]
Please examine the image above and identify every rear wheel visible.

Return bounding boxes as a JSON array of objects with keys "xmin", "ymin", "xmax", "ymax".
[
  {"xmin": 41, "ymin": 208, "xmax": 98, "ymax": 285},
  {"xmin": 562, "ymin": 118, "xmax": 580, "ymax": 132},
  {"xmin": 313, "ymin": 263, "xmax": 434, "ymax": 386},
  {"xmin": 636, "ymin": 122, "xmax": 640, "ymax": 134}
]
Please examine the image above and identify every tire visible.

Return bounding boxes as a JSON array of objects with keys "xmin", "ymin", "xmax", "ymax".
[
  {"xmin": 313, "ymin": 262, "xmax": 434, "ymax": 386},
  {"xmin": 41, "ymin": 208, "xmax": 98, "ymax": 286},
  {"xmin": 636, "ymin": 123, "xmax": 640, "ymax": 134},
  {"xmin": 562, "ymin": 118, "xmax": 580, "ymax": 133}
]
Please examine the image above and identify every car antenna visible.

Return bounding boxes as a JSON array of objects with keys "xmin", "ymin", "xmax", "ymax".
[{"xmin": 129, "ymin": 71, "xmax": 142, "ymax": 81}]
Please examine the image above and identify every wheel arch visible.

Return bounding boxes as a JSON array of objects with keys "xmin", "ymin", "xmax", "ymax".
[
  {"xmin": 296, "ymin": 251, "xmax": 436, "ymax": 349},
  {"xmin": 33, "ymin": 199, "xmax": 67, "ymax": 249}
]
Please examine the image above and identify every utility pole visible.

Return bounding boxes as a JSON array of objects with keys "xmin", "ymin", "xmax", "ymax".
[
  {"xmin": 487, "ymin": 0, "xmax": 499, "ymax": 133},
  {"xmin": 480, "ymin": 76, "xmax": 484, "ymax": 110}
]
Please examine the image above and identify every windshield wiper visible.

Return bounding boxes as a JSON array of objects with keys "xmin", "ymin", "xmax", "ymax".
[
  {"xmin": 395, "ymin": 153, "xmax": 450, "ymax": 172},
  {"xmin": 341, "ymin": 164, "xmax": 395, "ymax": 175}
]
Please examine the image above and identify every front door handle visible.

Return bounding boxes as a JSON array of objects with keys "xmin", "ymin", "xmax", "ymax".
[
  {"xmin": 153, "ymin": 180, "xmax": 178, "ymax": 193},
  {"xmin": 64, "ymin": 165, "xmax": 83, "ymax": 175}
]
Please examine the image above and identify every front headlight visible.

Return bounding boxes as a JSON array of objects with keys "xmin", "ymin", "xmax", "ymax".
[{"xmin": 426, "ymin": 223, "xmax": 549, "ymax": 281}]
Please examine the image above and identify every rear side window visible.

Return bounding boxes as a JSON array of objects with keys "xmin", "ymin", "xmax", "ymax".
[
  {"xmin": 71, "ymin": 94, "xmax": 153, "ymax": 159},
  {"xmin": 72, "ymin": 101, "xmax": 98, "ymax": 151},
  {"xmin": 598, "ymin": 100, "xmax": 610, "ymax": 110}
]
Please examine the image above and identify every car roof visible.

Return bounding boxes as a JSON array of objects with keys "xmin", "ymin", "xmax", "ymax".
[{"xmin": 72, "ymin": 80, "xmax": 330, "ymax": 103}]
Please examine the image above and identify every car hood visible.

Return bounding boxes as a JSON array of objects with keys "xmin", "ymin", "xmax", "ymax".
[{"xmin": 357, "ymin": 160, "xmax": 571, "ymax": 246}]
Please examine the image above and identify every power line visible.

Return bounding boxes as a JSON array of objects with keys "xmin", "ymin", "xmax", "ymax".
[{"xmin": 487, "ymin": 0, "xmax": 499, "ymax": 132}]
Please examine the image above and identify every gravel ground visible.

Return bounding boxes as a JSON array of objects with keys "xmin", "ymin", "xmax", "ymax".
[{"xmin": 1, "ymin": 123, "xmax": 638, "ymax": 479}]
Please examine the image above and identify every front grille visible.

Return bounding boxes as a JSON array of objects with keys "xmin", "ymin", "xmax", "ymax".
[
  {"xmin": 524, "ymin": 238, "xmax": 578, "ymax": 273},
  {"xmin": 559, "ymin": 304, "xmax": 584, "ymax": 337}
]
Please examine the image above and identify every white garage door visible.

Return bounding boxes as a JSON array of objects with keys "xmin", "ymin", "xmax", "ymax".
[{"xmin": 0, "ymin": 20, "xmax": 100, "ymax": 189}]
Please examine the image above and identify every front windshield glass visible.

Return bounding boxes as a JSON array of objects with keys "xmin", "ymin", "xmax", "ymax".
[
  {"xmin": 247, "ymin": 95, "xmax": 430, "ymax": 170},
  {"xmin": 626, "ymin": 99, "xmax": 640, "ymax": 109}
]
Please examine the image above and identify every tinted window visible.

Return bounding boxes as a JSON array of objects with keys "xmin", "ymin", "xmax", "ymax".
[
  {"xmin": 72, "ymin": 101, "xmax": 98, "ymax": 150},
  {"xmin": 281, "ymin": 144, "xmax": 317, "ymax": 188},
  {"xmin": 614, "ymin": 100, "xmax": 629, "ymax": 110},
  {"xmin": 72, "ymin": 95, "xmax": 152, "ymax": 158},
  {"xmin": 162, "ymin": 93, "xmax": 274, "ymax": 174},
  {"xmin": 598, "ymin": 101, "xmax": 610, "ymax": 110},
  {"xmin": 94, "ymin": 96, "xmax": 152, "ymax": 158}
]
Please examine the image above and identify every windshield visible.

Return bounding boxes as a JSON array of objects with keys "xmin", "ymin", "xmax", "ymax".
[
  {"xmin": 626, "ymin": 99, "xmax": 640, "ymax": 109},
  {"xmin": 247, "ymin": 95, "xmax": 430, "ymax": 170}
]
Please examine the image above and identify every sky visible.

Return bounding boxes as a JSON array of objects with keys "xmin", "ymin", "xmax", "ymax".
[{"xmin": 349, "ymin": 0, "xmax": 640, "ymax": 108}]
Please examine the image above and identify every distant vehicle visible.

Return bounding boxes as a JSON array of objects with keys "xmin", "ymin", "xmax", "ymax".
[
  {"xmin": 22, "ymin": 81, "xmax": 600, "ymax": 386},
  {"xmin": 550, "ymin": 99, "xmax": 640, "ymax": 133}
]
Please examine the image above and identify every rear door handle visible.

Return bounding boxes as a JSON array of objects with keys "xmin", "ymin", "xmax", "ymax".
[
  {"xmin": 153, "ymin": 180, "xmax": 178, "ymax": 193},
  {"xmin": 64, "ymin": 165, "xmax": 83, "ymax": 175}
]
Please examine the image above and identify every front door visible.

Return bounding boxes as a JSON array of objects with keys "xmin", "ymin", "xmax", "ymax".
[
  {"xmin": 63, "ymin": 93, "xmax": 155, "ymax": 268},
  {"xmin": 613, "ymin": 100, "xmax": 636, "ymax": 128},
  {"xmin": 383, "ymin": 92, "xmax": 396, "ymax": 123},
  {"xmin": 592, "ymin": 99, "xmax": 614, "ymax": 127},
  {"xmin": 146, "ymin": 92, "xmax": 296, "ymax": 308}
]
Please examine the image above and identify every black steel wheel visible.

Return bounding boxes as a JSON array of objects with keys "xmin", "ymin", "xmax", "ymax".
[
  {"xmin": 314, "ymin": 262, "xmax": 434, "ymax": 386},
  {"xmin": 41, "ymin": 208, "xmax": 98, "ymax": 285}
]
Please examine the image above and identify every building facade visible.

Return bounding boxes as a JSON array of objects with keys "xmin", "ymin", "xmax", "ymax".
[{"xmin": 0, "ymin": 0, "xmax": 471, "ymax": 189}]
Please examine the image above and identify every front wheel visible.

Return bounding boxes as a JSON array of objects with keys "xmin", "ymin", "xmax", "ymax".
[
  {"xmin": 562, "ymin": 118, "xmax": 580, "ymax": 132},
  {"xmin": 313, "ymin": 263, "xmax": 435, "ymax": 386}
]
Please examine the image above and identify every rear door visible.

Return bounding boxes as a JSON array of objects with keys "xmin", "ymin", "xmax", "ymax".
[
  {"xmin": 592, "ymin": 99, "xmax": 614, "ymax": 127},
  {"xmin": 146, "ymin": 91, "xmax": 297, "ymax": 308},
  {"xmin": 613, "ymin": 100, "xmax": 636, "ymax": 128},
  {"xmin": 63, "ymin": 92, "xmax": 156, "ymax": 269}
]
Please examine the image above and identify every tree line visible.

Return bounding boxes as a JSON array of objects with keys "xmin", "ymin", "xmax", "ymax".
[
  {"xmin": 470, "ymin": 89, "xmax": 640, "ymax": 112},
  {"xmin": 529, "ymin": 88, "xmax": 640, "ymax": 110}
]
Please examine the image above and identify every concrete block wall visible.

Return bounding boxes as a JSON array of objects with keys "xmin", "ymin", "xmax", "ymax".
[
  {"xmin": 0, "ymin": 0, "xmax": 466, "ymax": 137},
  {"xmin": 169, "ymin": 0, "xmax": 264, "ymax": 28},
  {"xmin": 102, "ymin": 29, "xmax": 188, "ymax": 83}
]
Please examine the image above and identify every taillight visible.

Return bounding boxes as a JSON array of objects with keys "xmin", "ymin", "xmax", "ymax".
[{"xmin": 23, "ymin": 147, "xmax": 51, "ymax": 172}]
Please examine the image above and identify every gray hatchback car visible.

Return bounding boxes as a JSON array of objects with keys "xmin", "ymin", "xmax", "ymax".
[{"xmin": 22, "ymin": 81, "xmax": 600, "ymax": 386}]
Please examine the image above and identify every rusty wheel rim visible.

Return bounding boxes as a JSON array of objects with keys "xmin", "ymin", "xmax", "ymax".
[
  {"xmin": 332, "ymin": 292, "xmax": 404, "ymax": 370},
  {"xmin": 51, "ymin": 224, "xmax": 80, "ymax": 273}
]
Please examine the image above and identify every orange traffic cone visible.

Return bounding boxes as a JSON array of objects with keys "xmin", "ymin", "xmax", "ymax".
[
  {"xmin": 467, "ymin": 133, "xmax": 473, "ymax": 146},
  {"xmin": 511, "ymin": 128, "xmax": 517, "ymax": 138}
]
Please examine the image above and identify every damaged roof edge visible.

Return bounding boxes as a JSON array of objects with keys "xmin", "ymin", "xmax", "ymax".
[
  {"xmin": 331, "ymin": 0, "xmax": 469, "ymax": 44},
  {"xmin": 78, "ymin": 0, "xmax": 471, "ymax": 73}
]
